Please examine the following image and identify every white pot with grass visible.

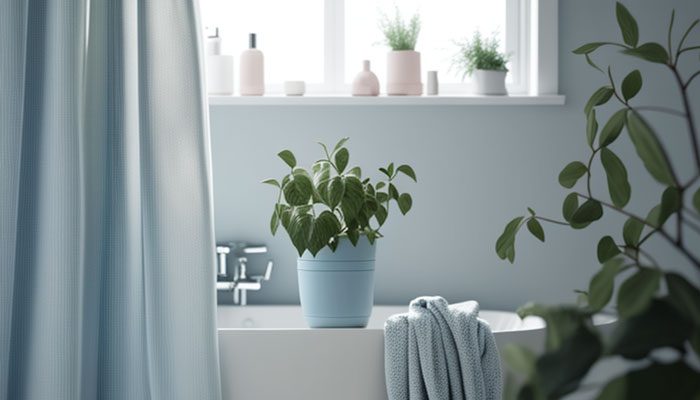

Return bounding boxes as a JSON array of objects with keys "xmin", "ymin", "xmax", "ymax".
[
  {"xmin": 454, "ymin": 32, "xmax": 509, "ymax": 96},
  {"xmin": 381, "ymin": 9, "xmax": 422, "ymax": 95}
]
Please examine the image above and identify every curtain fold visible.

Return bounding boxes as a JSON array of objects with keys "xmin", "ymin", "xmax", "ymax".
[{"xmin": 0, "ymin": 0, "xmax": 222, "ymax": 399}]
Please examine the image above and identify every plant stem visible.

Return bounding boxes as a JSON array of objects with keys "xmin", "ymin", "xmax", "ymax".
[
  {"xmin": 586, "ymin": 149, "xmax": 599, "ymax": 197},
  {"xmin": 634, "ymin": 106, "xmax": 686, "ymax": 118},
  {"xmin": 685, "ymin": 70, "xmax": 700, "ymax": 89},
  {"xmin": 535, "ymin": 216, "xmax": 570, "ymax": 226},
  {"xmin": 669, "ymin": 65, "xmax": 700, "ymax": 171}
]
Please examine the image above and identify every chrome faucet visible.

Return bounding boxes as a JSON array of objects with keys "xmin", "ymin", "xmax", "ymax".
[{"xmin": 216, "ymin": 243, "xmax": 273, "ymax": 305}]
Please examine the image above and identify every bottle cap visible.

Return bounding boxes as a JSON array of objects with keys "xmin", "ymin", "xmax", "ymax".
[{"xmin": 249, "ymin": 33, "xmax": 257, "ymax": 49}]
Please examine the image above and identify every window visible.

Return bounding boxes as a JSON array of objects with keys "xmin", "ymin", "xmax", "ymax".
[{"xmin": 200, "ymin": 0, "xmax": 556, "ymax": 96}]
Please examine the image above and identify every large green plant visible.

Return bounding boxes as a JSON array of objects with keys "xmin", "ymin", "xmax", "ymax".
[
  {"xmin": 379, "ymin": 8, "xmax": 421, "ymax": 51},
  {"xmin": 495, "ymin": 3, "xmax": 700, "ymax": 399},
  {"xmin": 263, "ymin": 138, "xmax": 416, "ymax": 256}
]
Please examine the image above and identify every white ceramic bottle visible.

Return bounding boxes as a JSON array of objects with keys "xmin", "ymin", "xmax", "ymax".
[
  {"xmin": 239, "ymin": 33, "xmax": 265, "ymax": 96},
  {"xmin": 205, "ymin": 27, "xmax": 234, "ymax": 95}
]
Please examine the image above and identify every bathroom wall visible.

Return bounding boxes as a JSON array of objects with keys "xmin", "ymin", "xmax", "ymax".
[{"xmin": 211, "ymin": 0, "xmax": 700, "ymax": 309}]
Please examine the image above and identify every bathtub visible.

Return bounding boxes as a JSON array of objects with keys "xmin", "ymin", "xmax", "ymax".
[{"xmin": 217, "ymin": 305, "xmax": 615, "ymax": 400}]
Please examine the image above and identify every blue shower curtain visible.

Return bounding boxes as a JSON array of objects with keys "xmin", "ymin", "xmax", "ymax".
[{"xmin": 0, "ymin": 1, "xmax": 222, "ymax": 399}]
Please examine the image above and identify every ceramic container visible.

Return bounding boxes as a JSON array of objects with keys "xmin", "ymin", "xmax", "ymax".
[
  {"xmin": 284, "ymin": 81, "xmax": 305, "ymax": 96},
  {"xmin": 386, "ymin": 50, "xmax": 422, "ymax": 95},
  {"xmin": 473, "ymin": 69, "xmax": 508, "ymax": 95},
  {"xmin": 297, "ymin": 237, "xmax": 376, "ymax": 328},
  {"xmin": 205, "ymin": 27, "xmax": 234, "ymax": 95},
  {"xmin": 426, "ymin": 70, "xmax": 438, "ymax": 95},
  {"xmin": 352, "ymin": 60, "xmax": 380, "ymax": 96},
  {"xmin": 240, "ymin": 33, "xmax": 265, "ymax": 96}
]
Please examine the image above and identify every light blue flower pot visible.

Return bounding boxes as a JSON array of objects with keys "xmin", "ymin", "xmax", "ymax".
[{"xmin": 297, "ymin": 237, "xmax": 376, "ymax": 328}]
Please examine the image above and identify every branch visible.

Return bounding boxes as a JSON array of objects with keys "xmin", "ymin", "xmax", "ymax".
[
  {"xmin": 634, "ymin": 106, "xmax": 686, "ymax": 118},
  {"xmin": 669, "ymin": 65, "xmax": 700, "ymax": 174},
  {"xmin": 535, "ymin": 215, "xmax": 570, "ymax": 226},
  {"xmin": 575, "ymin": 192, "xmax": 700, "ymax": 269},
  {"xmin": 685, "ymin": 70, "xmax": 700, "ymax": 89}
]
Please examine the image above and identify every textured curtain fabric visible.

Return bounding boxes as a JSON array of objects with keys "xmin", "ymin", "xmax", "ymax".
[{"xmin": 0, "ymin": 1, "xmax": 222, "ymax": 399}]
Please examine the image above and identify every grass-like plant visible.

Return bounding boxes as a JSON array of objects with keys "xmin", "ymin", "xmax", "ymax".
[
  {"xmin": 379, "ymin": 8, "xmax": 421, "ymax": 51},
  {"xmin": 263, "ymin": 138, "xmax": 417, "ymax": 256},
  {"xmin": 452, "ymin": 32, "xmax": 508, "ymax": 80},
  {"xmin": 495, "ymin": 2, "xmax": 700, "ymax": 398}
]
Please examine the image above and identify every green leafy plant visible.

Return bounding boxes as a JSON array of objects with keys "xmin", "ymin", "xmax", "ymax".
[
  {"xmin": 453, "ymin": 32, "xmax": 509, "ymax": 79},
  {"xmin": 263, "ymin": 138, "xmax": 417, "ymax": 256},
  {"xmin": 495, "ymin": 3, "xmax": 700, "ymax": 399},
  {"xmin": 379, "ymin": 8, "xmax": 421, "ymax": 51}
]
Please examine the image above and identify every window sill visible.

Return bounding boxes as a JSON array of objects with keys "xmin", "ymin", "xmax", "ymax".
[{"xmin": 207, "ymin": 94, "xmax": 566, "ymax": 106}]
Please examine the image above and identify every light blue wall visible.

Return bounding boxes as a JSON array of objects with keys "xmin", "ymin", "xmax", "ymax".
[{"xmin": 210, "ymin": 0, "xmax": 700, "ymax": 309}]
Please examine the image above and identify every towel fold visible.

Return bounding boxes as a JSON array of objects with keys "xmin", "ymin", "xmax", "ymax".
[{"xmin": 384, "ymin": 296, "xmax": 502, "ymax": 400}]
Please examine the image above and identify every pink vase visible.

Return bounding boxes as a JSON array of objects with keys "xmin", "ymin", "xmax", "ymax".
[
  {"xmin": 386, "ymin": 50, "xmax": 422, "ymax": 95},
  {"xmin": 352, "ymin": 60, "xmax": 380, "ymax": 96}
]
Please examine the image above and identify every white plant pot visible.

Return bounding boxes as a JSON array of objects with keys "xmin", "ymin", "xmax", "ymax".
[
  {"xmin": 386, "ymin": 50, "xmax": 423, "ymax": 95},
  {"xmin": 473, "ymin": 69, "xmax": 508, "ymax": 95}
]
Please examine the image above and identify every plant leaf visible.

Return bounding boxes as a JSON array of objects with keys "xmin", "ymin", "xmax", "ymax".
[
  {"xmin": 307, "ymin": 210, "xmax": 341, "ymax": 255},
  {"xmin": 626, "ymin": 111, "xmax": 675, "ymax": 185},
  {"xmin": 326, "ymin": 176, "xmax": 345, "ymax": 210},
  {"xmin": 283, "ymin": 174, "xmax": 314, "ymax": 206},
  {"xmin": 586, "ymin": 110, "xmax": 598, "ymax": 148},
  {"xmin": 598, "ymin": 109, "xmax": 627, "ymax": 147},
  {"xmin": 502, "ymin": 344, "xmax": 536, "ymax": 377},
  {"xmin": 572, "ymin": 42, "xmax": 609, "ymax": 54},
  {"xmin": 388, "ymin": 183, "xmax": 399, "ymax": 200},
  {"xmin": 588, "ymin": 257, "xmax": 624, "ymax": 312},
  {"xmin": 616, "ymin": 2, "xmax": 639, "ymax": 47},
  {"xmin": 332, "ymin": 137, "xmax": 349, "ymax": 154},
  {"xmin": 693, "ymin": 187, "xmax": 700, "ymax": 214},
  {"xmin": 623, "ymin": 42, "xmax": 669, "ymax": 64},
  {"xmin": 597, "ymin": 361, "xmax": 700, "ymax": 399},
  {"xmin": 288, "ymin": 210, "xmax": 314, "ymax": 256},
  {"xmin": 262, "ymin": 178, "xmax": 280, "ymax": 187},
  {"xmin": 340, "ymin": 175, "xmax": 364, "ymax": 220},
  {"xmin": 608, "ymin": 300, "xmax": 692, "ymax": 360},
  {"xmin": 660, "ymin": 186, "xmax": 681, "ymax": 222},
  {"xmin": 622, "ymin": 217, "xmax": 644, "ymax": 247},
  {"xmin": 562, "ymin": 193, "xmax": 579, "ymax": 222},
  {"xmin": 334, "ymin": 147, "xmax": 349, "ymax": 173},
  {"xmin": 375, "ymin": 204, "xmax": 388, "ymax": 226},
  {"xmin": 597, "ymin": 236, "xmax": 621, "ymax": 263},
  {"xmin": 584, "ymin": 86, "xmax": 614, "ymax": 115},
  {"xmin": 666, "ymin": 273, "xmax": 700, "ymax": 326},
  {"xmin": 387, "ymin": 163, "xmax": 395, "ymax": 177},
  {"xmin": 571, "ymin": 199, "xmax": 603, "ymax": 225},
  {"xmin": 277, "ymin": 150, "xmax": 297, "ymax": 168},
  {"xmin": 347, "ymin": 166, "xmax": 362, "ymax": 178},
  {"xmin": 617, "ymin": 268, "xmax": 661, "ymax": 318},
  {"xmin": 621, "ymin": 70, "xmax": 642, "ymax": 101},
  {"xmin": 526, "ymin": 218, "xmax": 545, "ymax": 242},
  {"xmin": 558, "ymin": 162, "xmax": 588, "ymax": 189},
  {"xmin": 397, "ymin": 164, "xmax": 417, "ymax": 181},
  {"xmin": 270, "ymin": 207, "xmax": 280, "ymax": 235},
  {"xmin": 600, "ymin": 148, "xmax": 631, "ymax": 207},
  {"xmin": 496, "ymin": 217, "xmax": 525, "ymax": 262},
  {"xmin": 398, "ymin": 193, "xmax": 413, "ymax": 215}
]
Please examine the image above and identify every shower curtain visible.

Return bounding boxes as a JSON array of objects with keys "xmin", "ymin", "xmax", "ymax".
[{"xmin": 0, "ymin": 1, "xmax": 222, "ymax": 399}]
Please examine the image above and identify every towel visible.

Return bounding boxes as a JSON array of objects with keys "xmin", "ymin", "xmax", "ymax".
[{"xmin": 384, "ymin": 296, "xmax": 502, "ymax": 400}]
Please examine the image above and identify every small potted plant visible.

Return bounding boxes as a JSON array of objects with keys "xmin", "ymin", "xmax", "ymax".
[
  {"xmin": 453, "ymin": 32, "xmax": 509, "ymax": 95},
  {"xmin": 380, "ymin": 9, "xmax": 422, "ymax": 95},
  {"xmin": 263, "ymin": 138, "xmax": 416, "ymax": 328}
]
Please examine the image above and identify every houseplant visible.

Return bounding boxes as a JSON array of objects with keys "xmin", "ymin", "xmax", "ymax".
[
  {"xmin": 453, "ymin": 32, "xmax": 509, "ymax": 95},
  {"xmin": 263, "ymin": 138, "xmax": 417, "ymax": 327},
  {"xmin": 380, "ymin": 8, "xmax": 423, "ymax": 95},
  {"xmin": 495, "ymin": 3, "xmax": 700, "ymax": 398}
]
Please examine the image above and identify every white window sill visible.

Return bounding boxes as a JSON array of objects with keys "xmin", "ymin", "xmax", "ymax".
[{"xmin": 207, "ymin": 94, "xmax": 566, "ymax": 106}]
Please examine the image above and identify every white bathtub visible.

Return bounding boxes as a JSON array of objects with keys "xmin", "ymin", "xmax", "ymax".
[{"xmin": 217, "ymin": 305, "xmax": 615, "ymax": 400}]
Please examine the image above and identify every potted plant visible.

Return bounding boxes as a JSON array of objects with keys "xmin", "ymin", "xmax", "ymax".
[
  {"xmin": 453, "ymin": 32, "xmax": 509, "ymax": 95},
  {"xmin": 380, "ymin": 9, "xmax": 422, "ymax": 95},
  {"xmin": 496, "ymin": 2, "xmax": 700, "ymax": 397},
  {"xmin": 263, "ymin": 138, "xmax": 417, "ymax": 328}
]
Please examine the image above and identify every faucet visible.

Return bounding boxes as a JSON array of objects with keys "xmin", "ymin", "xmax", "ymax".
[{"xmin": 216, "ymin": 243, "xmax": 273, "ymax": 305}]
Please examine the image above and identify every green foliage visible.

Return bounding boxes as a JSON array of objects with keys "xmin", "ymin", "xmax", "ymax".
[
  {"xmin": 379, "ymin": 8, "xmax": 421, "ymax": 51},
  {"xmin": 452, "ymin": 32, "xmax": 509, "ymax": 79},
  {"xmin": 494, "ymin": 2, "xmax": 700, "ymax": 398},
  {"xmin": 264, "ymin": 138, "xmax": 416, "ymax": 256}
]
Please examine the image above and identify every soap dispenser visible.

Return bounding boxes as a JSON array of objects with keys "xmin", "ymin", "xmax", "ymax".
[
  {"xmin": 205, "ymin": 27, "xmax": 234, "ymax": 95},
  {"xmin": 240, "ymin": 33, "xmax": 265, "ymax": 96}
]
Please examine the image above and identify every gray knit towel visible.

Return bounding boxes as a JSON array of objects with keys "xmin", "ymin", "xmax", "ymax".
[{"xmin": 384, "ymin": 296, "xmax": 502, "ymax": 400}]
